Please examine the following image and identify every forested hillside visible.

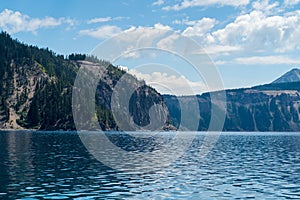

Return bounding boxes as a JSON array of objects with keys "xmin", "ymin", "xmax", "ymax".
[{"xmin": 0, "ymin": 32, "xmax": 168, "ymax": 130}]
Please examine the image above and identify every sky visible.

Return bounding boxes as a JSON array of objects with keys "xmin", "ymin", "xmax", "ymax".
[{"xmin": 0, "ymin": 0, "xmax": 300, "ymax": 94}]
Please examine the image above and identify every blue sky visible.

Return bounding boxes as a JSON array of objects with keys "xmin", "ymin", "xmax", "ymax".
[{"xmin": 1, "ymin": 0, "xmax": 300, "ymax": 94}]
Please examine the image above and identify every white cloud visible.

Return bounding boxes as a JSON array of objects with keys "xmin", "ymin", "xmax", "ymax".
[
  {"xmin": 201, "ymin": 45, "xmax": 241, "ymax": 54},
  {"xmin": 168, "ymin": 1, "xmax": 300, "ymax": 56},
  {"xmin": 284, "ymin": 0, "xmax": 300, "ymax": 6},
  {"xmin": 120, "ymin": 24, "xmax": 173, "ymax": 58},
  {"xmin": 129, "ymin": 70, "xmax": 208, "ymax": 95},
  {"xmin": 81, "ymin": 23, "xmax": 176, "ymax": 61},
  {"xmin": 117, "ymin": 23, "xmax": 173, "ymax": 47},
  {"xmin": 163, "ymin": 0, "xmax": 250, "ymax": 11},
  {"xmin": 87, "ymin": 17, "xmax": 112, "ymax": 24},
  {"xmin": 214, "ymin": 60, "xmax": 227, "ymax": 65},
  {"xmin": 172, "ymin": 17, "xmax": 218, "ymax": 47},
  {"xmin": 182, "ymin": 17, "xmax": 216, "ymax": 37},
  {"xmin": 156, "ymin": 33, "xmax": 180, "ymax": 50},
  {"xmin": 211, "ymin": 10, "xmax": 300, "ymax": 53},
  {"xmin": 87, "ymin": 16, "xmax": 129, "ymax": 24},
  {"xmin": 152, "ymin": 0, "xmax": 164, "ymax": 6},
  {"xmin": 153, "ymin": 23, "xmax": 172, "ymax": 31},
  {"xmin": 0, "ymin": 9, "xmax": 73, "ymax": 34},
  {"xmin": 79, "ymin": 25, "xmax": 122, "ymax": 39},
  {"xmin": 252, "ymin": 0, "xmax": 280, "ymax": 14},
  {"xmin": 234, "ymin": 55, "xmax": 300, "ymax": 65}
]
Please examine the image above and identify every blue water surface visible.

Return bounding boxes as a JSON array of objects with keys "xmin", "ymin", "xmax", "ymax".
[{"xmin": 0, "ymin": 131, "xmax": 300, "ymax": 199}]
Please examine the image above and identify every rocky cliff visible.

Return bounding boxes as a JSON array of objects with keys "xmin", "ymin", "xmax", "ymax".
[{"xmin": 164, "ymin": 78, "xmax": 300, "ymax": 132}]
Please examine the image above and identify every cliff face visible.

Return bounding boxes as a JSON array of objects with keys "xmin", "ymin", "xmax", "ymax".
[
  {"xmin": 224, "ymin": 89, "xmax": 300, "ymax": 131},
  {"xmin": 74, "ymin": 60, "xmax": 169, "ymax": 131},
  {"xmin": 164, "ymin": 82, "xmax": 300, "ymax": 132},
  {"xmin": 0, "ymin": 32, "xmax": 78, "ymax": 130},
  {"xmin": 0, "ymin": 32, "xmax": 168, "ymax": 130},
  {"xmin": 0, "ymin": 60, "xmax": 49, "ymax": 129}
]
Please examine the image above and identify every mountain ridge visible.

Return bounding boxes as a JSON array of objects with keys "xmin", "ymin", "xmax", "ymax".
[{"xmin": 272, "ymin": 68, "xmax": 300, "ymax": 84}]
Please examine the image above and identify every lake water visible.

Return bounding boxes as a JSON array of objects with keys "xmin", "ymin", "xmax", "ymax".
[{"xmin": 0, "ymin": 131, "xmax": 300, "ymax": 199}]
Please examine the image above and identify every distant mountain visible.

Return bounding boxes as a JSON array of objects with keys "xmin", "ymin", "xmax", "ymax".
[
  {"xmin": 273, "ymin": 68, "xmax": 300, "ymax": 84},
  {"xmin": 0, "ymin": 32, "xmax": 168, "ymax": 130}
]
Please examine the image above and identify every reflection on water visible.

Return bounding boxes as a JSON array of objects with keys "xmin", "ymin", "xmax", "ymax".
[{"xmin": 0, "ymin": 131, "xmax": 300, "ymax": 199}]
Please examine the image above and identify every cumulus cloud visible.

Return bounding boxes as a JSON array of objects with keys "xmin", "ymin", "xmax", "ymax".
[
  {"xmin": 284, "ymin": 0, "xmax": 300, "ymax": 6},
  {"xmin": 79, "ymin": 25, "xmax": 122, "ymax": 39},
  {"xmin": 152, "ymin": 0, "xmax": 164, "ymax": 6},
  {"xmin": 129, "ymin": 70, "xmax": 208, "ymax": 95},
  {"xmin": 182, "ymin": 17, "xmax": 216, "ymax": 38},
  {"xmin": 163, "ymin": 0, "xmax": 250, "ymax": 11},
  {"xmin": 0, "ymin": 9, "xmax": 73, "ymax": 34},
  {"xmin": 173, "ymin": 17, "xmax": 245, "ymax": 54},
  {"xmin": 252, "ymin": 0, "xmax": 280, "ymax": 14},
  {"xmin": 81, "ymin": 23, "xmax": 178, "ymax": 63},
  {"xmin": 120, "ymin": 24, "xmax": 174, "ymax": 58},
  {"xmin": 156, "ymin": 33, "xmax": 180, "ymax": 50},
  {"xmin": 167, "ymin": 1, "xmax": 300, "ymax": 56},
  {"xmin": 118, "ymin": 24, "xmax": 172, "ymax": 47},
  {"xmin": 80, "ymin": 23, "xmax": 172, "ymax": 41},
  {"xmin": 211, "ymin": 10, "xmax": 300, "ymax": 53},
  {"xmin": 81, "ymin": 5, "xmax": 300, "ymax": 66}
]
